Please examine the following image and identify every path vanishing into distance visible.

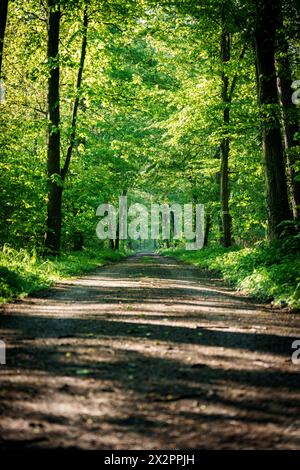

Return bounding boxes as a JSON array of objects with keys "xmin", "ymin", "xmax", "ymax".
[{"xmin": 1, "ymin": 253, "xmax": 300, "ymax": 449}]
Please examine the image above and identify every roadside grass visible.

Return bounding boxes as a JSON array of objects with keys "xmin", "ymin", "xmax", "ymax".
[
  {"xmin": 0, "ymin": 245, "xmax": 127, "ymax": 303},
  {"xmin": 160, "ymin": 241, "xmax": 300, "ymax": 311}
]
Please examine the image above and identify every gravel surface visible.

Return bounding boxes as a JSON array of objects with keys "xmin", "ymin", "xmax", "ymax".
[{"xmin": 0, "ymin": 253, "xmax": 300, "ymax": 449}]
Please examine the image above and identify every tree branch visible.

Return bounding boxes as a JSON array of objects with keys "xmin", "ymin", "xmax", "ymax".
[{"xmin": 61, "ymin": 4, "xmax": 88, "ymax": 180}]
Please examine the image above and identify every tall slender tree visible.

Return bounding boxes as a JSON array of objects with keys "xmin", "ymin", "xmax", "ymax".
[
  {"xmin": 61, "ymin": 5, "xmax": 88, "ymax": 181},
  {"xmin": 254, "ymin": 0, "xmax": 292, "ymax": 238},
  {"xmin": 45, "ymin": 2, "xmax": 88, "ymax": 254},
  {"xmin": 220, "ymin": 23, "xmax": 232, "ymax": 247},
  {"xmin": 219, "ymin": 9, "xmax": 246, "ymax": 247},
  {"xmin": 45, "ymin": 0, "xmax": 61, "ymax": 254}
]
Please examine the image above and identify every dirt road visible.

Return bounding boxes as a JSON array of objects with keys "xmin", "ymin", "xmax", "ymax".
[{"xmin": 0, "ymin": 253, "xmax": 300, "ymax": 449}]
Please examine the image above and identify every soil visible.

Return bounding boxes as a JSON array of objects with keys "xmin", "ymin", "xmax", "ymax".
[{"xmin": 0, "ymin": 253, "xmax": 300, "ymax": 449}]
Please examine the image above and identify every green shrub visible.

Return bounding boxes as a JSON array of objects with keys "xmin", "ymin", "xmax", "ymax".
[
  {"xmin": 0, "ymin": 245, "xmax": 127, "ymax": 303},
  {"xmin": 161, "ymin": 242, "xmax": 300, "ymax": 311}
]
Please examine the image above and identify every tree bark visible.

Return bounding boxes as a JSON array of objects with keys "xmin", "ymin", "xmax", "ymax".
[
  {"xmin": 254, "ymin": 0, "xmax": 292, "ymax": 239},
  {"xmin": 276, "ymin": 6, "xmax": 300, "ymax": 220},
  {"xmin": 0, "ymin": 0, "xmax": 8, "ymax": 78},
  {"xmin": 73, "ymin": 231, "xmax": 84, "ymax": 251},
  {"xmin": 45, "ymin": 0, "xmax": 61, "ymax": 255},
  {"xmin": 220, "ymin": 26, "xmax": 232, "ymax": 248}
]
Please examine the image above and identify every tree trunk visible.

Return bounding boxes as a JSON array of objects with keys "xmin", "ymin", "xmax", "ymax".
[
  {"xmin": 220, "ymin": 26, "xmax": 232, "ymax": 247},
  {"xmin": 0, "ymin": 0, "xmax": 8, "ymax": 78},
  {"xmin": 276, "ymin": 7, "xmax": 300, "ymax": 220},
  {"xmin": 45, "ymin": 0, "xmax": 61, "ymax": 255},
  {"xmin": 73, "ymin": 231, "xmax": 84, "ymax": 251},
  {"xmin": 203, "ymin": 212, "xmax": 211, "ymax": 247},
  {"xmin": 216, "ymin": 37, "xmax": 245, "ymax": 246},
  {"xmin": 254, "ymin": 0, "xmax": 291, "ymax": 239},
  {"xmin": 45, "ymin": 3, "xmax": 88, "ymax": 254},
  {"xmin": 220, "ymin": 137, "xmax": 232, "ymax": 247}
]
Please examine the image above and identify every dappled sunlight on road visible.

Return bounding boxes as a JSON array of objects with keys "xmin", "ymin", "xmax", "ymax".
[{"xmin": 1, "ymin": 254, "xmax": 300, "ymax": 449}]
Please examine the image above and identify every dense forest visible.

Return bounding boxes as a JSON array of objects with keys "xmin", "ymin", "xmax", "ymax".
[
  {"xmin": 2, "ymin": 0, "xmax": 300, "ymax": 453},
  {"xmin": 0, "ymin": 0, "xmax": 299, "ymax": 308}
]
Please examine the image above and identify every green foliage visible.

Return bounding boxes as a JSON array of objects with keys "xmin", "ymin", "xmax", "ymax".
[
  {"xmin": 162, "ymin": 240, "xmax": 300, "ymax": 310},
  {"xmin": 0, "ymin": 245, "xmax": 127, "ymax": 303},
  {"xmin": 0, "ymin": 0, "xmax": 267, "ymax": 251}
]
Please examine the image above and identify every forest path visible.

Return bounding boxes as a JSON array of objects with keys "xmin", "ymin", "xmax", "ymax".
[{"xmin": 1, "ymin": 253, "xmax": 300, "ymax": 449}]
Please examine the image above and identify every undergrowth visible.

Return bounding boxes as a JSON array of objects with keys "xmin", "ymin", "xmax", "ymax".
[
  {"xmin": 0, "ymin": 245, "xmax": 127, "ymax": 303},
  {"xmin": 161, "ymin": 240, "xmax": 300, "ymax": 311}
]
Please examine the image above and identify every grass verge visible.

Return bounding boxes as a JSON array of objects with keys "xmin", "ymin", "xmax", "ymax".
[
  {"xmin": 0, "ymin": 245, "xmax": 127, "ymax": 303},
  {"xmin": 160, "ymin": 242, "xmax": 300, "ymax": 311}
]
